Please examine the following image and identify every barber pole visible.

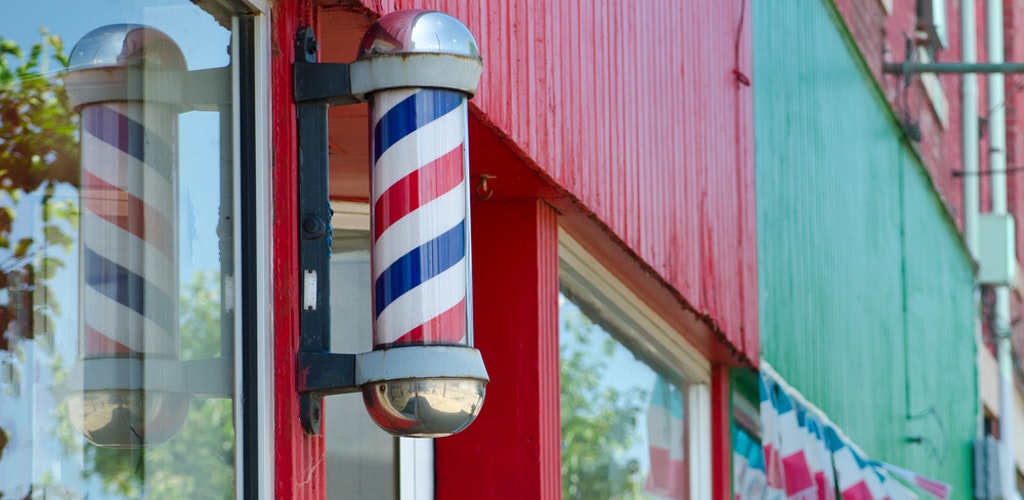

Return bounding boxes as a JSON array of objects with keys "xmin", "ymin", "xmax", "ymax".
[
  {"xmin": 80, "ymin": 99, "xmax": 179, "ymax": 357},
  {"xmin": 66, "ymin": 24, "xmax": 190, "ymax": 447},
  {"xmin": 345, "ymin": 10, "xmax": 488, "ymax": 438},
  {"xmin": 370, "ymin": 87, "xmax": 471, "ymax": 348}
]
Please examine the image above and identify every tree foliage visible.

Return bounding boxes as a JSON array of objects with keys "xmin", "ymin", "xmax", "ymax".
[
  {"xmin": 560, "ymin": 299, "xmax": 649, "ymax": 499},
  {"xmin": 0, "ymin": 31, "xmax": 80, "ymax": 478},
  {"xmin": 0, "ymin": 31, "xmax": 79, "ymax": 350}
]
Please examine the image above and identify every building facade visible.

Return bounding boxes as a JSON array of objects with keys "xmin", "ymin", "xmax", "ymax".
[
  {"xmin": 750, "ymin": 0, "xmax": 1024, "ymax": 498},
  {"xmin": 1, "ymin": 0, "xmax": 757, "ymax": 498},
  {"xmin": 5, "ymin": 0, "xmax": 1023, "ymax": 498},
  {"xmin": 753, "ymin": 0, "xmax": 976, "ymax": 496}
]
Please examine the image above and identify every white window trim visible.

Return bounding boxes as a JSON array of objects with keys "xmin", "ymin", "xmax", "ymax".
[
  {"xmin": 558, "ymin": 228, "xmax": 711, "ymax": 500},
  {"xmin": 915, "ymin": 46, "xmax": 950, "ymax": 130},
  {"xmin": 232, "ymin": 4, "xmax": 273, "ymax": 498}
]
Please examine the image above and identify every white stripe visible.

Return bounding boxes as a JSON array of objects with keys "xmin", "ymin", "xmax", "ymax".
[
  {"xmin": 82, "ymin": 286, "xmax": 176, "ymax": 354},
  {"xmin": 375, "ymin": 260, "xmax": 467, "ymax": 345},
  {"xmin": 81, "ymin": 211, "xmax": 176, "ymax": 298},
  {"xmin": 760, "ymin": 397, "xmax": 779, "ymax": 453},
  {"xmin": 777, "ymin": 408, "xmax": 805, "ymax": 456},
  {"xmin": 864, "ymin": 466, "xmax": 887, "ymax": 498},
  {"xmin": 373, "ymin": 183, "xmax": 466, "ymax": 279},
  {"xmin": 372, "ymin": 103, "xmax": 466, "ymax": 201},
  {"xmin": 371, "ymin": 88, "xmax": 419, "ymax": 129},
  {"xmin": 646, "ymin": 404, "xmax": 685, "ymax": 460},
  {"xmin": 832, "ymin": 447, "xmax": 862, "ymax": 490}
]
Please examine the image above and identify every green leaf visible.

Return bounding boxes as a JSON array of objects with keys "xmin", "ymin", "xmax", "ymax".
[
  {"xmin": 35, "ymin": 257, "xmax": 65, "ymax": 279},
  {"xmin": 43, "ymin": 224, "xmax": 73, "ymax": 250},
  {"xmin": 12, "ymin": 236, "xmax": 33, "ymax": 258}
]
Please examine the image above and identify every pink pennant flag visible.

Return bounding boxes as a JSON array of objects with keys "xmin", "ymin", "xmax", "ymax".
[
  {"xmin": 881, "ymin": 462, "xmax": 952, "ymax": 500},
  {"xmin": 826, "ymin": 426, "xmax": 875, "ymax": 500},
  {"xmin": 775, "ymin": 388, "xmax": 817, "ymax": 499},
  {"xmin": 800, "ymin": 409, "xmax": 836, "ymax": 500},
  {"xmin": 760, "ymin": 374, "xmax": 788, "ymax": 497}
]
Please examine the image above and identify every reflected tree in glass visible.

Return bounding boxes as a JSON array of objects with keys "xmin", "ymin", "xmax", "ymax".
[
  {"xmin": 0, "ymin": 31, "xmax": 79, "ymax": 476},
  {"xmin": 559, "ymin": 297, "xmax": 649, "ymax": 499},
  {"xmin": 0, "ymin": 31, "xmax": 79, "ymax": 349},
  {"xmin": 83, "ymin": 272, "xmax": 233, "ymax": 499}
]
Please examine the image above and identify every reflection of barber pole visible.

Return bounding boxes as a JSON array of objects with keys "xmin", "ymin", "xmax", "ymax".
[
  {"xmin": 64, "ymin": 23, "xmax": 192, "ymax": 448},
  {"xmin": 370, "ymin": 87, "xmax": 471, "ymax": 349},
  {"xmin": 80, "ymin": 100, "xmax": 179, "ymax": 358}
]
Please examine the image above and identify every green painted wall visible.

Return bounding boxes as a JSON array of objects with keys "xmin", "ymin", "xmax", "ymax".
[{"xmin": 754, "ymin": 0, "xmax": 976, "ymax": 494}]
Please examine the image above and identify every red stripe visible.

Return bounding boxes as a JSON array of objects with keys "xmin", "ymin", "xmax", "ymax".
[
  {"xmin": 84, "ymin": 323, "xmax": 134, "ymax": 355},
  {"xmin": 815, "ymin": 471, "xmax": 836, "ymax": 500},
  {"xmin": 645, "ymin": 447, "xmax": 686, "ymax": 498},
  {"xmin": 390, "ymin": 299, "xmax": 467, "ymax": 346},
  {"xmin": 782, "ymin": 450, "xmax": 816, "ymax": 495},
  {"xmin": 374, "ymin": 146, "xmax": 463, "ymax": 240},
  {"xmin": 83, "ymin": 170, "xmax": 173, "ymax": 257},
  {"xmin": 841, "ymin": 482, "xmax": 874, "ymax": 500},
  {"xmin": 916, "ymin": 477, "xmax": 951, "ymax": 498}
]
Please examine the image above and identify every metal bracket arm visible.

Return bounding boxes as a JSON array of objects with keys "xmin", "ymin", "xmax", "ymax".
[
  {"xmin": 293, "ymin": 61, "xmax": 359, "ymax": 105},
  {"xmin": 297, "ymin": 352, "xmax": 358, "ymax": 396},
  {"xmin": 883, "ymin": 62, "xmax": 1024, "ymax": 74},
  {"xmin": 294, "ymin": 25, "xmax": 363, "ymax": 434}
]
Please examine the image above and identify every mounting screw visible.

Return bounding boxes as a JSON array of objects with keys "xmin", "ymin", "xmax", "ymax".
[{"xmin": 302, "ymin": 215, "xmax": 327, "ymax": 239}]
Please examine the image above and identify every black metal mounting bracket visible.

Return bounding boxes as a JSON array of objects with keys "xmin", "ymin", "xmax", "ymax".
[
  {"xmin": 294, "ymin": 26, "xmax": 364, "ymax": 435},
  {"xmin": 884, "ymin": 37, "xmax": 1024, "ymax": 78}
]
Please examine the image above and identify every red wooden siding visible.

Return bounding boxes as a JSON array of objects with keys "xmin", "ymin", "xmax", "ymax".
[
  {"xmin": 271, "ymin": 1, "xmax": 327, "ymax": 497},
  {"xmin": 435, "ymin": 199, "xmax": 562, "ymax": 499},
  {"xmin": 348, "ymin": 0, "xmax": 758, "ymax": 363}
]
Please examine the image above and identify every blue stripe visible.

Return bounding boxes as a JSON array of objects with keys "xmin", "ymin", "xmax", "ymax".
[
  {"xmin": 84, "ymin": 247, "xmax": 175, "ymax": 331},
  {"xmin": 83, "ymin": 105, "xmax": 174, "ymax": 184},
  {"xmin": 373, "ymin": 89, "xmax": 463, "ymax": 162},
  {"xmin": 374, "ymin": 221, "xmax": 465, "ymax": 317}
]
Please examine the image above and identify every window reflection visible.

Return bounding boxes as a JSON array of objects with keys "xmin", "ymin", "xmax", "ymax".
[
  {"xmin": 0, "ymin": 1, "xmax": 238, "ymax": 497},
  {"xmin": 559, "ymin": 292, "xmax": 689, "ymax": 499},
  {"xmin": 326, "ymin": 229, "xmax": 398, "ymax": 500}
]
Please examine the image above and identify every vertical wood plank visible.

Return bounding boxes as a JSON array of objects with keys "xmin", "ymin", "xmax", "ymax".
[{"xmin": 435, "ymin": 199, "xmax": 561, "ymax": 499}]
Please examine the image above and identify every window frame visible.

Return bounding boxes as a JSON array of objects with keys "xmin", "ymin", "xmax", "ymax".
[
  {"xmin": 558, "ymin": 228, "xmax": 712, "ymax": 500},
  {"xmin": 231, "ymin": 2, "xmax": 272, "ymax": 497}
]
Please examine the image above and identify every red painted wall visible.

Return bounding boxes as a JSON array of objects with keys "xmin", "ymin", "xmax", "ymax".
[
  {"xmin": 272, "ymin": 1, "xmax": 327, "ymax": 497},
  {"xmin": 349, "ymin": 0, "xmax": 759, "ymax": 364},
  {"xmin": 435, "ymin": 199, "xmax": 562, "ymax": 499},
  {"xmin": 833, "ymin": 0, "xmax": 966, "ymax": 225},
  {"xmin": 279, "ymin": 1, "xmax": 755, "ymax": 497}
]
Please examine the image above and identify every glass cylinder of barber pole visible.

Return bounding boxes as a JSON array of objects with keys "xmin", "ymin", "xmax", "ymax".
[
  {"xmin": 359, "ymin": 10, "xmax": 486, "ymax": 437},
  {"xmin": 64, "ymin": 25, "xmax": 189, "ymax": 448}
]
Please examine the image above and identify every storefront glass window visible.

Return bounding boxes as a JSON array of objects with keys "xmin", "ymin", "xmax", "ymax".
[
  {"xmin": 325, "ymin": 206, "xmax": 435, "ymax": 500},
  {"xmin": 0, "ymin": 1, "xmax": 250, "ymax": 497},
  {"xmin": 559, "ymin": 292, "xmax": 690, "ymax": 499},
  {"xmin": 327, "ymin": 227, "xmax": 397, "ymax": 500}
]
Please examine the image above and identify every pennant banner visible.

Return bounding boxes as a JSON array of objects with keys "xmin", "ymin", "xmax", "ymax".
[
  {"xmin": 881, "ymin": 462, "xmax": 952, "ymax": 500},
  {"xmin": 759, "ymin": 374, "xmax": 788, "ymax": 498},
  {"xmin": 756, "ymin": 369, "xmax": 952, "ymax": 500}
]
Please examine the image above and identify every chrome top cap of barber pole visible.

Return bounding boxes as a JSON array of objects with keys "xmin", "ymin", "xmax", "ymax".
[
  {"xmin": 69, "ymin": 24, "xmax": 186, "ymax": 71},
  {"xmin": 358, "ymin": 10, "xmax": 480, "ymax": 60}
]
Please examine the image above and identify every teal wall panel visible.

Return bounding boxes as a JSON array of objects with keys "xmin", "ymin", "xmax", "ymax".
[{"xmin": 754, "ymin": 0, "xmax": 976, "ymax": 494}]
